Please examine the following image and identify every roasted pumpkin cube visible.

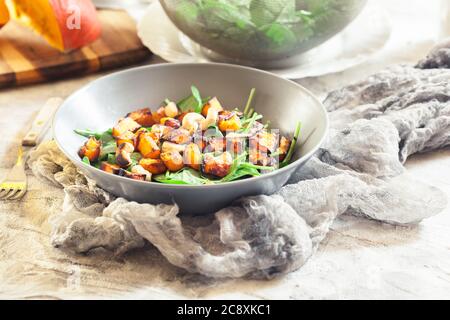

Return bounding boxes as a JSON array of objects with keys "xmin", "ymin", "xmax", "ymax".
[
  {"xmin": 112, "ymin": 117, "xmax": 141, "ymax": 138},
  {"xmin": 201, "ymin": 97, "xmax": 223, "ymax": 117},
  {"xmin": 226, "ymin": 137, "xmax": 245, "ymax": 155},
  {"xmin": 251, "ymin": 131, "xmax": 279, "ymax": 153},
  {"xmin": 183, "ymin": 143, "xmax": 202, "ymax": 171},
  {"xmin": 131, "ymin": 165, "xmax": 152, "ymax": 181},
  {"xmin": 137, "ymin": 133, "xmax": 161, "ymax": 159},
  {"xmin": 192, "ymin": 131, "xmax": 208, "ymax": 151},
  {"xmin": 116, "ymin": 142, "xmax": 135, "ymax": 168},
  {"xmin": 161, "ymin": 141, "xmax": 186, "ymax": 154},
  {"xmin": 163, "ymin": 128, "xmax": 192, "ymax": 145},
  {"xmin": 247, "ymin": 120, "xmax": 265, "ymax": 136},
  {"xmin": 196, "ymin": 138, "xmax": 207, "ymax": 151},
  {"xmin": 161, "ymin": 151, "xmax": 184, "ymax": 172},
  {"xmin": 176, "ymin": 112, "xmax": 189, "ymax": 123},
  {"xmin": 202, "ymin": 152, "xmax": 233, "ymax": 178},
  {"xmin": 249, "ymin": 143, "xmax": 278, "ymax": 167},
  {"xmin": 218, "ymin": 111, "xmax": 241, "ymax": 132},
  {"xmin": 278, "ymin": 136, "xmax": 291, "ymax": 162},
  {"xmin": 249, "ymin": 150, "xmax": 272, "ymax": 167},
  {"xmin": 118, "ymin": 169, "xmax": 146, "ymax": 181},
  {"xmin": 160, "ymin": 117, "xmax": 181, "ymax": 129},
  {"xmin": 152, "ymin": 107, "xmax": 166, "ymax": 124},
  {"xmin": 100, "ymin": 162, "xmax": 120, "ymax": 175},
  {"xmin": 206, "ymin": 137, "xmax": 225, "ymax": 153},
  {"xmin": 139, "ymin": 158, "xmax": 167, "ymax": 175},
  {"xmin": 135, "ymin": 128, "xmax": 154, "ymax": 148},
  {"xmin": 78, "ymin": 137, "xmax": 101, "ymax": 162},
  {"xmin": 164, "ymin": 101, "xmax": 179, "ymax": 118},
  {"xmin": 116, "ymin": 130, "xmax": 136, "ymax": 147},
  {"xmin": 150, "ymin": 124, "xmax": 171, "ymax": 141},
  {"xmin": 133, "ymin": 127, "xmax": 149, "ymax": 146},
  {"xmin": 126, "ymin": 108, "xmax": 155, "ymax": 127}
]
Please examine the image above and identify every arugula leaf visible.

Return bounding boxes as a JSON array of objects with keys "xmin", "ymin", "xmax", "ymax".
[
  {"xmin": 241, "ymin": 112, "xmax": 262, "ymax": 133},
  {"xmin": 281, "ymin": 121, "xmax": 302, "ymax": 167},
  {"xmin": 243, "ymin": 88, "xmax": 256, "ymax": 118}
]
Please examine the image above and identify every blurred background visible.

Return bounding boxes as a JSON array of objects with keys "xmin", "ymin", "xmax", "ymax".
[{"xmin": 0, "ymin": 0, "xmax": 448, "ymax": 90}]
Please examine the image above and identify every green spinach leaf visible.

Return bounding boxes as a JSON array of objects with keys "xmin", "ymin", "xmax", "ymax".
[
  {"xmin": 191, "ymin": 85, "xmax": 203, "ymax": 113},
  {"xmin": 82, "ymin": 156, "xmax": 90, "ymax": 165},
  {"xmin": 177, "ymin": 86, "xmax": 208, "ymax": 113},
  {"xmin": 154, "ymin": 168, "xmax": 208, "ymax": 185},
  {"xmin": 249, "ymin": 0, "xmax": 297, "ymax": 26},
  {"xmin": 99, "ymin": 140, "xmax": 117, "ymax": 160},
  {"xmin": 107, "ymin": 153, "xmax": 117, "ymax": 165},
  {"xmin": 262, "ymin": 23, "xmax": 297, "ymax": 45},
  {"xmin": 221, "ymin": 166, "xmax": 260, "ymax": 182},
  {"xmin": 74, "ymin": 128, "xmax": 113, "ymax": 140},
  {"xmin": 175, "ymin": 0, "xmax": 341, "ymax": 48},
  {"xmin": 126, "ymin": 153, "xmax": 143, "ymax": 171},
  {"xmin": 205, "ymin": 125, "xmax": 224, "ymax": 138}
]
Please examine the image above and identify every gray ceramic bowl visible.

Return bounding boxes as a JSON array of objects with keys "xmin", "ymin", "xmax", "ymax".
[{"xmin": 53, "ymin": 63, "xmax": 328, "ymax": 214}]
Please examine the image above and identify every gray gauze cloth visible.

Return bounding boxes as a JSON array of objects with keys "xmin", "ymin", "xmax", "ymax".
[{"xmin": 28, "ymin": 40, "xmax": 450, "ymax": 279}]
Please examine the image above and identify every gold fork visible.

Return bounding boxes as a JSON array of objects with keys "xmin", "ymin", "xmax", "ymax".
[
  {"xmin": 0, "ymin": 147, "xmax": 27, "ymax": 200},
  {"xmin": 0, "ymin": 98, "xmax": 63, "ymax": 201}
]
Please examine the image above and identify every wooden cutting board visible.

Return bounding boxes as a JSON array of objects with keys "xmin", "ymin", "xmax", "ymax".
[{"xmin": 0, "ymin": 9, "xmax": 152, "ymax": 88}]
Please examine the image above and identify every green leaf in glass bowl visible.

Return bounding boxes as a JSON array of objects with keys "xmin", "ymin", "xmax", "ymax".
[
  {"xmin": 201, "ymin": 0, "xmax": 254, "ymax": 31},
  {"xmin": 249, "ymin": 0, "xmax": 298, "ymax": 26},
  {"xmin": 262, "ymin": 23, "xmax": 297, "ymax": 45},
  {"xmin": 175, "ymin": 1, "xmax": 199, "ymax": 23}
]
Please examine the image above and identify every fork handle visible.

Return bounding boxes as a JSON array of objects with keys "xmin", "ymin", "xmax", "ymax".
[
  {"xmin": 22, "ymin": 98, "xmax": 63, "ymax": 147},
  {"xmin": 16, "ymin": 146, "xmax": 23, "ymax": 166}
]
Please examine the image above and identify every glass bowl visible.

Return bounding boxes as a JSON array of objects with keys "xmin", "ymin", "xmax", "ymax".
[{"xmin": 160, "ymin": 0, "xmax": 368, "ymax": 66}]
